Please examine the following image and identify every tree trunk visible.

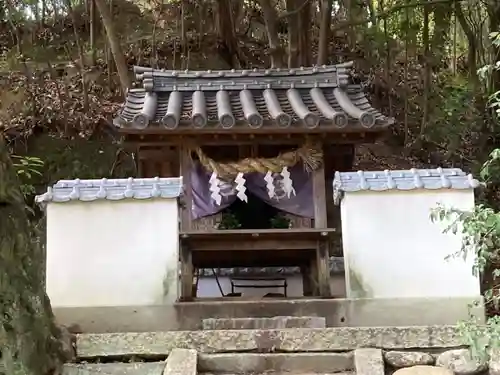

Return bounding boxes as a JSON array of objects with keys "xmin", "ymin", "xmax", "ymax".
[
  {"xmin": 0, "ymin": 135, "xmax": 70, "ymax": 375},
  {"xmin": 94, "ymin": 0, "xmax": 131, "ymax": 92},
  {"xmin": 455, "ymin": 1, "xmax": 478, "ymax": 86},
  {"xmin": 430, "ymin": 2, "xmax": 452, "ymax": 68},
  {"xmin": 89, "ymin": 0, "xmax": 98, "ymax": 66},
  {"xmin": 287, "ymin": 0, "xmax": 299, "ymax": 67},
  {"xmin": 215, "ymin": 0, "xmax": 242, "ymax": 68},
  {"xmin": 257, "ymin": 0, "xmax": 284, "ymax": 68},
  {"xmin": 298, "ymin": 0, "xmax": 311, "ymax": 66},
  {"xmin": 317, "ymin": 0, "xmax": 333, "ymax": 65}
]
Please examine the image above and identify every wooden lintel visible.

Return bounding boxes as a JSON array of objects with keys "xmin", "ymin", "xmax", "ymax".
[
  {"xmin": 122, "ymin": 131, "xmax": 384, "ymax": 147},
  {"xmin": 119, "ymin": 124, "xmax": 388, "ymax": 136},
  {"xmin": 184, "ymin": 239, "xmax": 318, "ymax": 252}
]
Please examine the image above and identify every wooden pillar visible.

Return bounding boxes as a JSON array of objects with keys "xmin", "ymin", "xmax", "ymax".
[
  {"xmin": 312, "ymin": 143, "xmax": 331, "ymax": 297},
  {"xmin": 179, "ymin": 242, "xmax": 194, "ymax": 301},
  {"xmin": 180, "ymin": 146, "xmax": 193, "ymax": 231},
  {"xmin": 301, "ymin": 265, "xmax": 312, "ymax": 296},
  {"xmin": 179, "ymin": 145, "xmax": 194, "ymax": 300}
]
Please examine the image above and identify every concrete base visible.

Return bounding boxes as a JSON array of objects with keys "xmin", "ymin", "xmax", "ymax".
[{"xmin": 52, "ymin": 296, "xmax": 484, "ymax": 333}]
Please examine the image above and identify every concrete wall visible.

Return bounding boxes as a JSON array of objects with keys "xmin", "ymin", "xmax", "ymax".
[
  {"xmin": 46, "ymin": 199, "xmax": 179, "ymax": 308},
  {"xmin": 340, "ymin": 189, "xmax": 480, "ymax": 299}
]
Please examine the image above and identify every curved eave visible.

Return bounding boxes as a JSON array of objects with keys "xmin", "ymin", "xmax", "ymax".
[
  {"xmin": 113, "ymin": 117, "xmax": 392, "ymax": 134},
  {"xmin": 114, "ymin": 86, "xmax": 394, "ymax": 133}
]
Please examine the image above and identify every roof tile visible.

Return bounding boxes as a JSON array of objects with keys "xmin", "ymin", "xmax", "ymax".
[
  {"xmin": 333, "ymin": 168, "xmax": 480, "ymax": 200},
  {"xmin": 35, "ymin": 177, "xmax": 182, "ymax": 204},
  {"xmin": 114, "ymin": 62, "xmax": 394, "ymax": 131}
]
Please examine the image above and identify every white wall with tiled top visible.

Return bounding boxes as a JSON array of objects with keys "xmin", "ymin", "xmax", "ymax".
[
  {"xmin": 45, "ymin": 199, "xmax": 179, "ymax": 307},
  {"xmin": 340, "ymin": 188, "xmax": 480, "ymax": 299}
]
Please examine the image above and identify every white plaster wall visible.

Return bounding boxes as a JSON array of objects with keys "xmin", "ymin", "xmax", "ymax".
[
  {"xmin": 340, "ymin": 189, "xmax": 480, "ymax": 299},
  {"xmin": 46, "ymin": 199, "xmax": 179, "ymax": 308},
  {"xmin": 196, "ymin": 274, "xmax": 346, "ymax": 298}
]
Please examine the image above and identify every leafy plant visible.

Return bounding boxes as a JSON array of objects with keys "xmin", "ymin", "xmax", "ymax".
[
  {"xmin": 430, "ymin": 31, "xmax": 500, "ymax": 360},
  {"xmin": 11, "ymin": 155, "xmax": 44, "ymax": 196},
  {"xmin": 270, "ymin": 213, "xmax": 292, "ymax": 229},
  {"xmin": 217, "ymin": 211, "xmax": 241, "ymax": 230}
]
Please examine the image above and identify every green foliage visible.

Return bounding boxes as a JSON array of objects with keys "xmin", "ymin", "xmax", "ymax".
[
  {"xmin": 430, "ymin": 203, "xmax": 497, "ymax": 277},
  {"xmin": 217, "ymin": 211, "xmax": 241, "ymax": 230},
  {"xmin": 430, "ymin": 172, "xmax": 500, "ymax": 360},
  {"xmin": 10, "ymin": 155, "xmax": 43, "ymax": 197},
  {"xmin": 478, "ymin": 32, "xmax": 500, "ymax": 119},
  {"xmin": 270, "ymin": 213, "xmax": 292, "ymax": 229},
  {"xmin": 430, "ymin": 30, "xmax": 500, "ymax": 360},
  {"xmin": 425, "ymin": 79, "xmax": 481, "ymax": 156}
]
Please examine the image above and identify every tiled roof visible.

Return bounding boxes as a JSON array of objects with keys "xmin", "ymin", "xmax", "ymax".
[
  {"xmin": 333, "ymin": 168, "xmax": 480, "ymax": 197},
  {"xmin": 114, "ymin": 62, "xmax": 394, "ymax": 132},
  {"xmin": 35, "ymin": 177, "xmax": 182, "ymax": 204}
]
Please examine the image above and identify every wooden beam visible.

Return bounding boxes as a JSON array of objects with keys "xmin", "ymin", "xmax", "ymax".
[
  {"xmin": 316, "ymin": 239, "xmax": 332, "ymax": 297},
  {"xmin": 180, "ymin": 146, "xmax": 193, "ymax": 231},
  {"xmin": 179, "ymin": 244, "xmax": 194, "ymax": 301},
  {"xmin": 301, "ymin": 265, "xmax": 313, "ymax": 296},
  {"xmin": 184, "ymin": 239, "xmax": 318, "ymax": 252},
  {"xmin": 122, "ymin": 132, "xmax": 385, "ymax": 147},
  {"xmin": 311, "ymin": 143, "xmax": 331, "ymax": 297},
  {"xmin": 312, "ymin": 160, "xmax": 328, "ymax": 229}
]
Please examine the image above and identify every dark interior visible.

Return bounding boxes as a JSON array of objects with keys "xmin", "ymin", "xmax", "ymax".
[{"xmin": 223, "ymin": 192, "xmax": 280, "ymax": 229}]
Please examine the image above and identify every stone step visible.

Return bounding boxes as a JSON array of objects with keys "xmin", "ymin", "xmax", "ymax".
[
  {"xmin": 63, "ymin": 352, "xmax": 352, "ymax": 375},
  {"xmin": 202, "ymin": 316, "xmax": 326, "ymax": 330},
  {"xmin": 63, "ymin": 362, "xmax": 165, "ymax": 375},
  {"xmin": 198, "ymin": 353, "xmax": 352, "ymax": 373},
  {"xmin": 75, "ymin": 326, "xmax": 462, "ymax": 359},
  {"xmin": 203, "ymin": 374, "xmax": 355, "ymax": 375},
  {"xmin": 63, "ymin": 365, "xmax": 354, "ymax": 375}
]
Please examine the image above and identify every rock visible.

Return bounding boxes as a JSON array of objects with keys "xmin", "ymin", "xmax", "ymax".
[
  {"xmin": 489, "ymin": 349, "xmax": 500, "ymax": 375},
  {"xmin": 163, "ymin": 348, "xmax": 197, "ymax": 375},
  {"xmin": 198, "ymin": 352, "xmax": 352, "ymax": 373},
  {"xmin": 63, "ymin": 363, "xmax": 164, "ymax": 375},
  {"xmin": 354, "ymin": 348, "xmax": 385, "ymax": 375},
  {"xmin": 385, "ymin": 351, "xmax": 435, "ymax": 367},
  {"xmin": 58, "ymin": 325, "xmax": 77, "ymax": 362},
  {"xmin": 436, "ymin": 349, "xmax": 488, "ymax": 375},
  {"xmin": 202, "ymin": 316, "xmax": 326, "ymax": 330},
  {"xmin": 393, "ymin": 365, "xmax": 454, "ymax": 375}
]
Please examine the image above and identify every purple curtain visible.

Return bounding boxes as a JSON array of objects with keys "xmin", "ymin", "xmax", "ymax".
[{"xmin": 190, "ymin": 162, "xmax": 314, "ymax": 219}]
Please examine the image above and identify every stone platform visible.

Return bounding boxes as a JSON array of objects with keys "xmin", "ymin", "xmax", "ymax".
[{"xmin": 52, "ymin": 296, "xmax": 484, "ymax": 333}]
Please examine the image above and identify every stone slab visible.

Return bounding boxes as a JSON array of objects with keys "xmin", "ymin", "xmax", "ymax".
[
  {"xmin": 63, "ymin": 362, "xmax": 165, "ymax": 375},
  {"xmin": 198, "ymin": 352, "xmax": 352, "ymax": 373},
  {"xmin": 164, "ymin": 348, "xmax": 197, "ymax": 375},
  {"xmin": 200, "ymin": 373, "xmax": 354, "ymax": 375},
  {"xmin": 354, "ymin": 348, "xmax": 385, "ymax": 375},
  {"xmin": 76, "ymin": 325, "xmax": 464, "ymax": 358},
  {"xmin": 53, "ymin": 296, "xmax": 485, "ymax": 333},
  {"xmin": 202, "ymin": 316, "xmax": 326, "ymax": 330}
]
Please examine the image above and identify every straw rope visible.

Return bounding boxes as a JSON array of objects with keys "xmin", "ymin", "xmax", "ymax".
[{"xmin": 193, "ymin": 142, "xmax": 323, "ymax": 179}]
